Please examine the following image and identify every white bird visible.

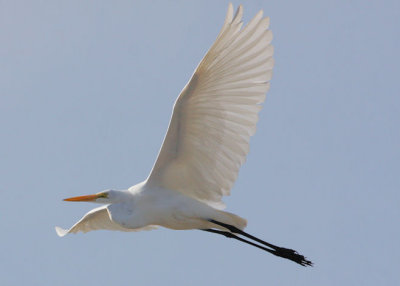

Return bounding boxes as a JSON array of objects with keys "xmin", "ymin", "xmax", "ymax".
[{"xmin": 56, "ymin": 4, "xmax": 312, "ymax": 267}]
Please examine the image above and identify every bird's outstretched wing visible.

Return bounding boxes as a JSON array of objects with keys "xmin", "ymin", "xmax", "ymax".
[
  {"xmin": 147, "ymin": 4, "xmax": 273, "ymax": 209},
  {"xmin": 55, "ymin": 206, "xmax": 158, "ymax": 236}
]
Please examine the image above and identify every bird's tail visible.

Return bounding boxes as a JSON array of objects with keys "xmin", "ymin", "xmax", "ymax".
[{"xmin": 216, "ymin": 210, "xmax": 247, "ymax": 231}]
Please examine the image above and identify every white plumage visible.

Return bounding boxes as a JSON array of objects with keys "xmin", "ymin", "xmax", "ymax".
[{"xmin": 56, "ymin": 5, "xmax": 313, "ymax": 267}]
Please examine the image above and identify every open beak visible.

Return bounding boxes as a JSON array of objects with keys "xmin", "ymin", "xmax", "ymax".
[{"xmin": 63, "ymin": 194, "xmax": 100, "ymax": 202}]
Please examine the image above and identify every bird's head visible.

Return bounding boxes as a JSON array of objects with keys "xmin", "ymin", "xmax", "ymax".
[{"xmin": 63, "ymin": 189, "xmax": 121, "ymax": 204}]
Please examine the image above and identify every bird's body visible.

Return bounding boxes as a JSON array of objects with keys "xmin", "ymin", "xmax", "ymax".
[
  {"xmin": 113, "ymin": 183, "xmax": 246, "ymax": 231},
  {"xmin": 57, "ymin": 4, "xmax": 312, "ymax": 267},
  {"xmin": 56, "ymin": 181, "xmax": 246, "ymax": 237}
]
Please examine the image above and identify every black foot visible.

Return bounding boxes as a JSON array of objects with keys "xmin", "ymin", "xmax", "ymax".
[{"xmin": 274, "ymin": 247, "xmax": 313, "ymax": 267}]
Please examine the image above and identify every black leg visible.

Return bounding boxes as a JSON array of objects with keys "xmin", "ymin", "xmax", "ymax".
[
  {"xmin": 206, "ymin": 220, "xmax": 313, "ymax": 267},
  {"xmin": 202, "ymin": 229, "xmax": 277, "ymax": 255},
  {"xmin": 209, "ymin": 220, "xmax": 279, "ymax": 249}
]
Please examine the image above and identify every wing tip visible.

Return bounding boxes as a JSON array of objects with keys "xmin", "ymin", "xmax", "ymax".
[
  {"xmin": 233, "ymin": 4, "xmax": 243, "ymax": 23},
  {"xmin": 226, "ymin": 3, "xmax": 234, "ymax": 23},
  {"xmin": 55, "ymin": 226, "xmax": 68, "ymax": 237}
]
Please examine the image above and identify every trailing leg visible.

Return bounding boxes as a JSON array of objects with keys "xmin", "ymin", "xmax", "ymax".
[
  {"xmin": 208, "ymin": 220, "xmax": 313, "ymax": 267},
  {"xmin": 201, "ymin": 229, "xmax": 276, "ymax": 255}
]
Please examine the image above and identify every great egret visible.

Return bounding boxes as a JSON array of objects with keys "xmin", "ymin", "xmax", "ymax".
[{"xmin": 56, "ymin": 4, "xmax": 312, "ymax": 267}]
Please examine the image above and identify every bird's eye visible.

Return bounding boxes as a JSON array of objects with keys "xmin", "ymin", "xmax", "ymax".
[{"xmin": 97, "ymin": 192, "xmax": 108, "ymax": 198}]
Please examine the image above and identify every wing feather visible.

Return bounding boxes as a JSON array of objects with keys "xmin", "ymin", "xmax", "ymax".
[
  {"xmin": 147, "ymin": 4, "xmax": 273, "ymax": 208},
  {"xmin": 55, "ymin": 206, "xmax": 157, "ymax": 236}
]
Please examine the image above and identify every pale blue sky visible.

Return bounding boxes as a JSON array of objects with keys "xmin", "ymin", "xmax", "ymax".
[{"xmin": 1, "ymin": 1, "xmax": 399, "ymax": 285}]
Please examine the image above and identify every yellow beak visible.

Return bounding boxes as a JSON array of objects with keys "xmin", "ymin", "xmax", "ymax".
[{"xmin": 63, "ymin": 194, "xmax": 100, "ymax": 202}]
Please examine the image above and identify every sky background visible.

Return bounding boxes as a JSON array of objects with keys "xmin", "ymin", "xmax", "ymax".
[{"xmin": 1, "ymin": 0, "xmax": 399, "ymax": 285}]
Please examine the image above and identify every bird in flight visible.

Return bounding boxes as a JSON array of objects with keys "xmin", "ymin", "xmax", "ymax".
[{"xmin": 56, "ymin": 3, "xmax": 312, "ymax": 267}]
